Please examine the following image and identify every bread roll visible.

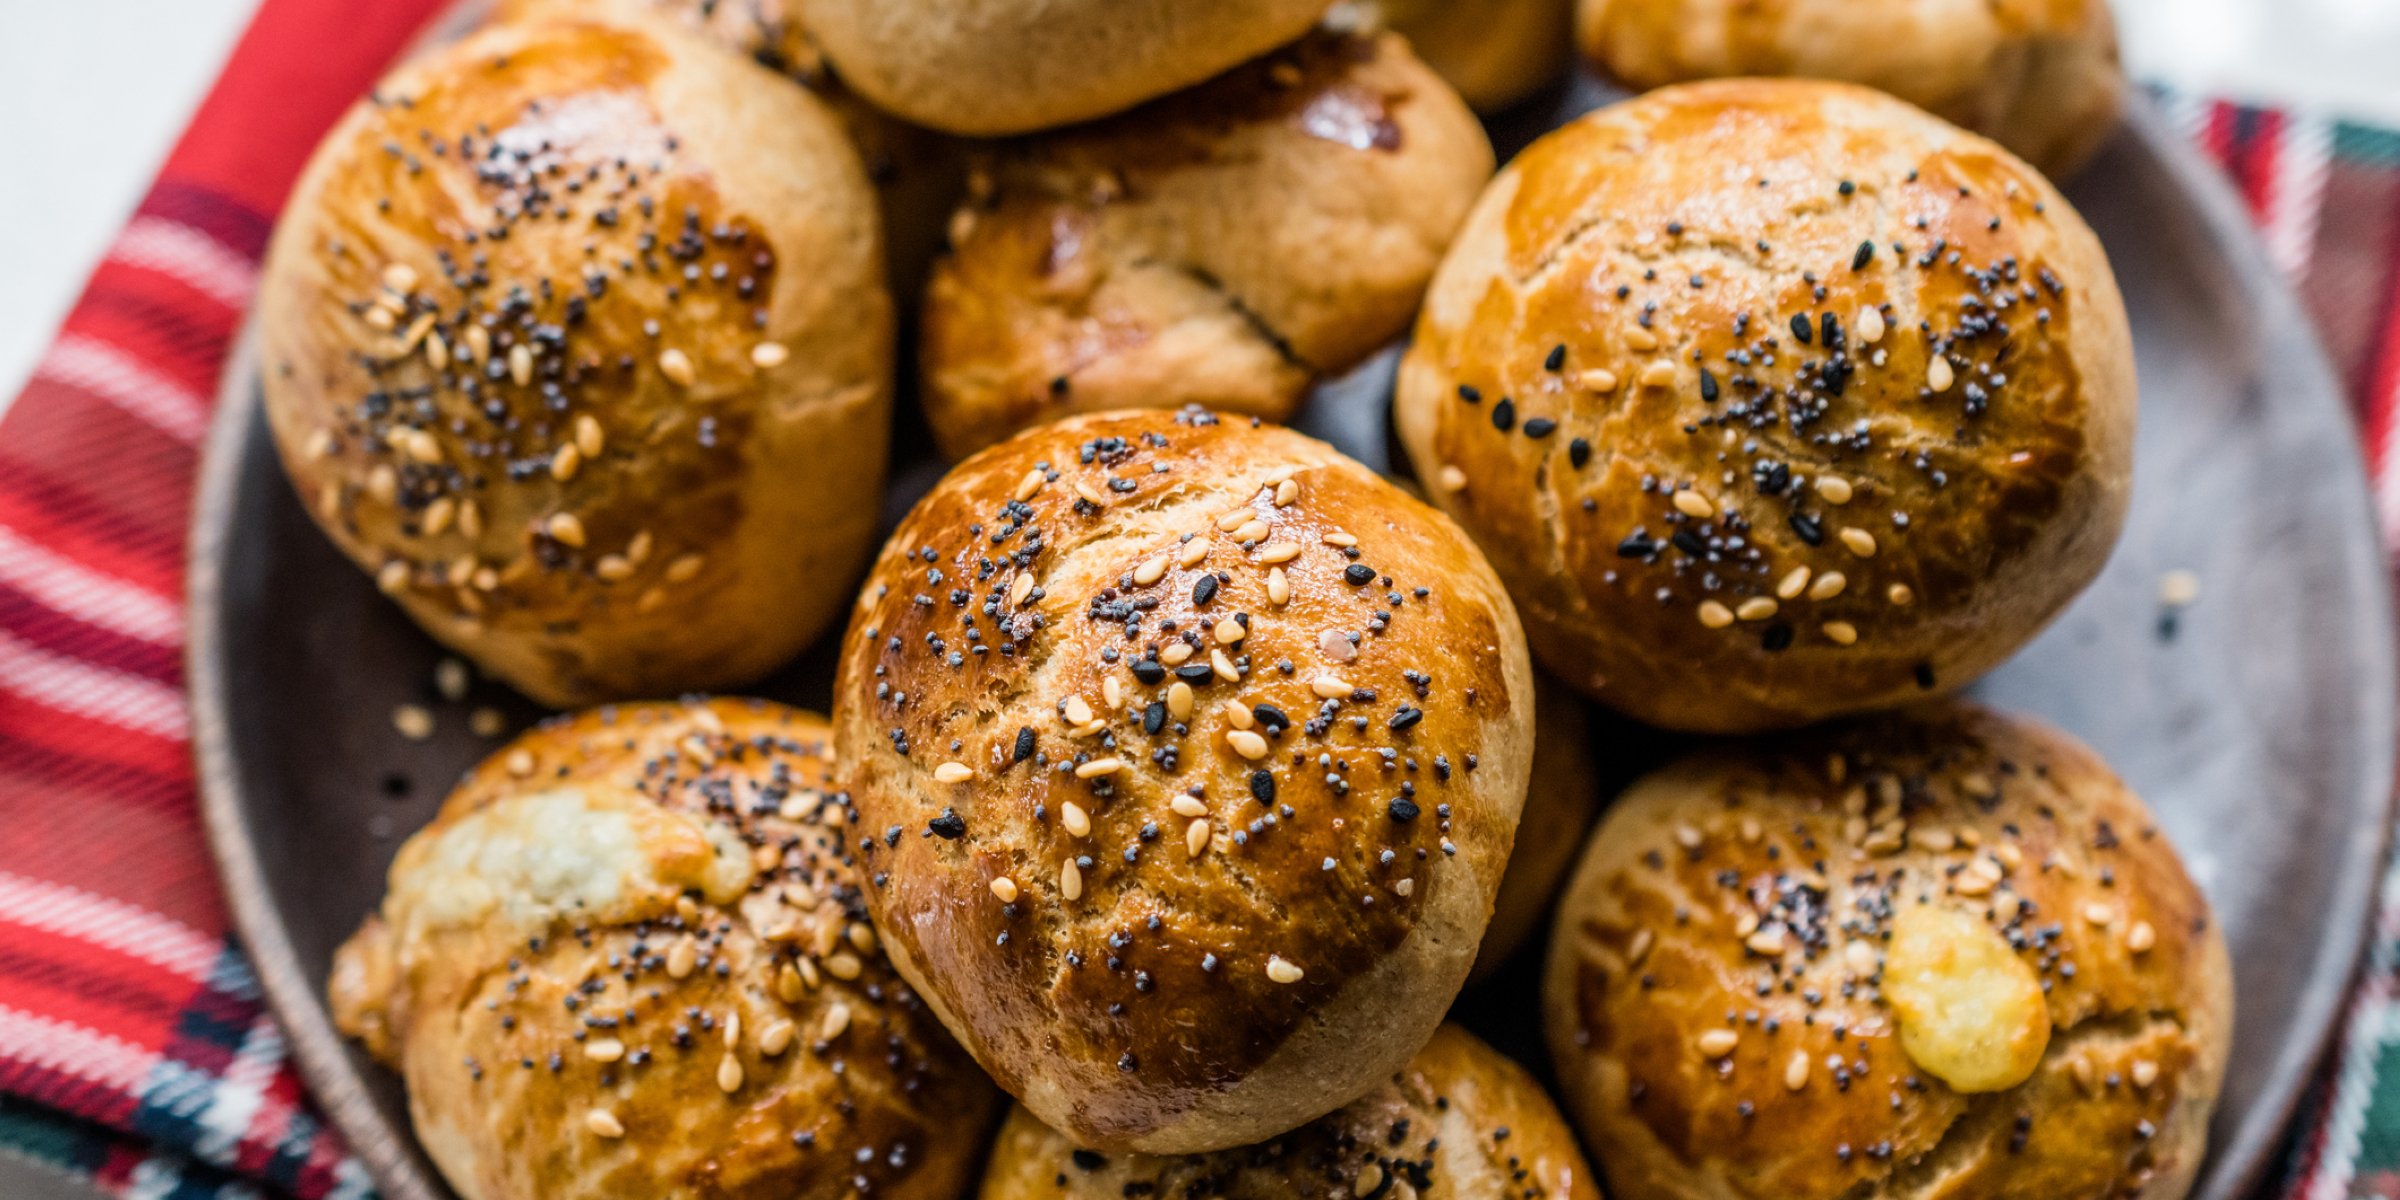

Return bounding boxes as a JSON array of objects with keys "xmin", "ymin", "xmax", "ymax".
[
  {"xmin": 494, "ymin": 0, "xmax": 964, "ymax": 293},
  {"xmin": 796, "ymin": 0, "xmax": 1335, "ymax": 135},
  {"xmin": 831, "ymin": 408, "xmax": 1536, "ymax": 1153},
  {"xmin": 1395, "ymin": 79, "xmax": 2135, "ymax": 732},
  {"xmin": 977, "ymin": 1025, "xmax": 1600, "ymax": 1198},
  {"xmin": 1348, "ymin": 0, "xmax": 1576, "ymax": 112},
  {"xmin": 328, "ymin": 699, "xmax": 997, "ymax": 1200},
  {"xmin": 1577, "ymin": 0, "xmax": 2123, "ymax": 177},
  {"xmin": 921, "ymin": 29, "xmax": 1492, "ymax": 459},
  {"xmin": 1473, "ymin": 672, "xmax": 1600, "ymax": 980},
  {"xmin": 259, "ymin": 14, "xmax": 891, "ymax": 707},
  {"xmin": 1544, "ymin": 702, "xmax": 2231, "ymax": 1199}
]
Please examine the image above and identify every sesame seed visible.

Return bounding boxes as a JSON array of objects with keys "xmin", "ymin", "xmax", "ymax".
[
  {"xmin": 2084, "ymin": 903, "xmax": 2116, "ymax": 926},
  {"xmin": 1214, "ymin": 619, "xmax": 1246, "ymax": 646},
  {"xmin": 1777, "ymin": 567, "xmax": 1811, "ymax": 600},
  {"xmin": 508, "ymin": 343, "xmax": 534, "ymax": 387},
  {"xmin": 1133, "ymin": 555, "xmax": 1168, "ymax": 586},
  {"xmin": 1011, "ymin": 573, "xmax": 1036, "ymax": 607},
  {"xmin": 759, "ymin": 1019, "xmax": 795, "ymax": 1057},
  {"xmin": 1311, "ymin": 676, "xmax": 1352, "ymax": 699},
  {"xmin": 505, "ymin": 748, "xmax": 537, "ymax": 777},
  {"xmin": 1167, "ymin": 681, "xmax": 1195, "ymax": 718},
  {"xmin": 1785, "ymin": 1052, "xmax": 1810, "ymax": 1091},
  {"xmin": 1579, "ymin": 368, "xmax": 1619, "ymax": 393},
  {"xmin": 1857, "ymin": 307, "xmax": 1887, "ymax": 344},
  {"xmin": 1888, "ymin": 583, "xmax": 1915, "ymax": 606},
  {"xmin": 1823, "ymin": 621, "xmax": 1859, "ymax": 645},
  {"xmin": 1061, "ymin": 801, "xmax": 1093, "ymax": 837},
  {"xmin": 1060, "ymin": 859, "xmax": 1084, "ymax": 900},
  {"xmin": 1672, "ymin": 490, "xmax": 1715, "ymax": 519},
  {"xmin": 585, "ymin": 1038, "xmax": 625, "ymax": 1062},
  {"xmin": 822, "ymin": 952, "xmax": 863, "ymax": 981},
  {"xmin": 1816, "ymin": 476, "xmax": 1854, "ymax": 504},
  {"xmin": 990, "ymin": 876, "xmax": 1019, "ymax": 903},
  {"xmin": 1839, "ymin": 527, "xmax": 1878, "ymax": 557},
  {"xmin": 2160, "ymin": 570, "xmax": 2200, "ymax": 607},
  {"xmin": 1697, "ymin": 600, "xmax": 1735, "ymax": 628},
  {"xmin": 1736, "ymin": 597, "xmax": 1779, "ymax": 621},
  {"xmin": 1696, "ymin": 1029, "xmax": 1740, "ymax": 1057},
  {"xmin": 1256, "ymin": 542, "xmax": 1301, "ymax": 564},
  {"xmin": 1639, "ymin": 360, "xmax": 1679, "ymax": 388},
  {"xmin": 1171, "ymin": 795, "xmax": 1209, "ymax": 818},
  {"xmin": 1267, "ymin": 567, "xmax": 1292, "ymax": 606},
  {"xmin": 1438, "ymin": 465, "xmax": 1467, "ymax": 492},
  {"xmin": 2128, "ymin": 921, "xmax": 2157, "ymax": 953},
  {"xmin": 1355, "ymin": 1163, "xmax": 1386, "ymax": 1197},
  {"xmin": 1322, "ymin": 530, "xmax": 1358, "ymax": 548},
  {"xmin": 933, "ymin": 761, "xmax": 974, "ymax": 784},
  {"xmin": 1926, "ymin": 356, "xmax": 1956, "ymax": 393},
  {"xmin": 393, "ymin": 704, "xmax": 433, "ymax": 739},
  {"xmin": 586, "ymin": 1109, "xmax": 626, "ymax": 1139},
  {"xmin": 1226, "ymin": 730, "xmax": 1269, "ymax": 760},
  {"xmin": 1232, "ymin": 519, "xmax": 1270, "ymax": 543},
  {"xmin": 1211, "ymin": 649, "xmax": 1241, "ymax": 681},
  {"xmin": 1075, "ymin": 758, "xmax": 1125, "ymax": 779},
  {"xmin": 1216, "ymin": 509, "xmax": 1253, "ymax": 532},
  {"xmin": 1015, "ymin": 469, "xmax": 1047, "ymax": 501},
  {"xmin": 545, "ymin": 512, "xmax": 586, "ymax": 547},
  {"xmin": 1809, "ymin": 571, "xmax": 1848, "ymax": 600},
  {"xmin": 1222, "ymin": 699, "xmax": 1254, "ymax": 730},
  {"xmin": 550, "ymin": 443, "xmax": 582, "ymax": 482},
  {"xmin": 1063, "ymin": 696, "xmax": 1095, "ymax": 725},
  {"xmin": 1275, "ymin": 479, "xmax": 1299, "ymax": 506},
  {"xmin": 717, "ymin": 1055, "xmax": 744, "ymax": 1093},
  {"xmin": 1266, "ymin": 956, "xmax": 1304, "ymax": 984},
  {"xmin": 659, "ymin": 348, "xmax": 697, "ymax": 387},
  {"xmin": 1624, "ymin": 324, "xmax": 1659, "ymax": 351},
  {"xmin": 666, "ymin": 553, "xmax": 705, "ymax": 583},
  {"xmin": 750, "ymin": 341, "xmax": 789, "ymax": 368},
  {"xmin": 818, "ymin": 1003, "xmax": 851, "ymax": 1041},
  {"xmin": 381, "ymin": 263, "xmax": 418, "ymax": 293},
  {"xmin": 1076, "ymin": 480, "xmax": 1109, "ymax": 507},
  {"xmin": 1185, "ymin": 819, "xmax": 1211, "ymax": 858}
]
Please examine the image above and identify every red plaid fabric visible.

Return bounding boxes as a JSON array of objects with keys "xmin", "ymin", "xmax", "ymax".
[
  {"xmin": 0, "ymin": 4, "xmax": 2395, "ymax": 1196},
  {"xmin": 0, "ymin": 1, "xmax": 446, "ymax": 1193}
]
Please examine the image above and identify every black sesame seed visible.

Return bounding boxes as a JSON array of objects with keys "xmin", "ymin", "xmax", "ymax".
[
  {"xmin": 1569, "ymin": 438, "xmax": 1592, "ymax": 468},
  {"xmin": 1072, "ymin": 1151, "xmax": 1106, "ymax": 1171},
  {"xmin": 1762, "ymin": 624, "xmax": 1793, "ymax": 652},
  {"xmin": 1388, "ymin": 797, "xmax": 1422, "ymax": 822},
  {"xmin": 1389, "ymin": 707, "xmax": 1423, "ymax": 732},
  {"xmin": 1013, "ymin": 727, "xmax": 1036, "ymax": 762},
  {"xmin": 1143, "ymin": 702, "xmax": 1166, "ymax": 735},
  {"xmin": 1522, "ymin": 417, "xmax": 1557, "ymax": 439},
  {"xmin": 1852, "ymin": 240, "xmax": 1876, "ymax": 270},
  {"xmin": 1789, "ymin": 313, "xmax": 1813, "ymax": 345},
  {"xmin": 1544, "ymin": 344, "xmax": 1567, "ymax": 371},
  {"xmin": 1131, "ymin": 659, "xmax": 1166, "ymax": 685},
  {"xmin": 1253, "ymin": 704, "xmax": 1289, "ymax": 731},
  {"xmin": 1490, "ymin": 398, "xmax": 1516, "ymax": 432},
  {"xmin": 1616, "ymin": 532, "xmax": 1659, "ymax": 559},
  {"xmin": 1344, "ymin": 564, "xmax": 1378, "ymax": 586},
  {"xmin": 1249, "ymin": 770, "xmax": 1276, "ymax": 805},
  {"xmin": 1914, "ymin": 662, "xmax": 1938, "ymax": 689},
  {"xmin": 1698, "ymin": 367, "xmax": 1719, "ymax": 403},
  {"xmin": 1192, "ymin": 575, "xmax": 1218, "ymax": 606},
  {"xmin": 1789, "ymin": 512, "xmax": 1824, "ymax": 546},
  {"xmin": 1175, "ymin": 662, "xmax": 1215, "ymax": 683},
  {"xmin": 928, "ymin": 809, "xmax": 967, "ymax": 839},
  {"xmin": 1457, "ymin": 384, "xmax": 1482, "ymax": 404}
]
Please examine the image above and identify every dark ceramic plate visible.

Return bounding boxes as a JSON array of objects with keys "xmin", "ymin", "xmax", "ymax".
[{"xmin": 191, "ymin": 76, "xmax": 2393, "ymax": 1200}]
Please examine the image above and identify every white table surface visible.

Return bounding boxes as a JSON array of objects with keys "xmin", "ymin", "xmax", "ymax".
[{"xmin": 0, "ymin": 0, "xmax": 2393, "ymax": 1193}]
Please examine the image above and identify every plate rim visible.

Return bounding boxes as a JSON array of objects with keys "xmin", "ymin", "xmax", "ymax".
[{"xmin": 186, "ymin": 92, "xmax": 2396, "ymax": 1200}]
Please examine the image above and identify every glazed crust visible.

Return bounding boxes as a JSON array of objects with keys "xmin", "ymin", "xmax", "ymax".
[
  {"xmin": 794, "ymin": 0, "xmax": 1335, "ymax": 136},
  {"xmin": 1542, "ymin": 702, "xmax": 2233, "ymax": 1200},
  {"xmin": 495, "ymin": 0, "xmax": 965, "ymax": 293},
  {"xmin": 976, "ymin": 1025, "xmax": 1602, "ymax": 1199},
  {"xmin": 830, "ymin": 408, "xmax": 1536, "ymax": 1153},
  {"xmin": 1474, "ymin": 672, "xmax": 1601, "ymax": 980},
  {"xmin": 1577, "ymin": 0, "xmax": 2124, "ymax": 177},
  {"xmin": 1394, "ymin": 79, "xmax": 2136, "ymax": 733},
  {"xmin": 1358, "ymin": 0, "xmax": 1577, "ymax": 113},
  {"xmin": 259, "ymin": 13, "xmax": 891, "ymax": 707},
  {"xmin": 921, "ymin": 30, "xmax": 1493, "ymax": 459},
  {"xmin": 327, "ymin": 699, "xmax": 998, "ymax": 1200}
]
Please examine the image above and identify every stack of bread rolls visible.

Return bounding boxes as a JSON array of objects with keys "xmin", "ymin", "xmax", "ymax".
[{"xmin": 263, "ymin": 2, "xmax": 2224, "ymax": 1197}]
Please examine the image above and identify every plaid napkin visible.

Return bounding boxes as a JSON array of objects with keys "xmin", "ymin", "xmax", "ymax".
[{"xmin": 0, "ymin": 1, "xmax": 2395, "ymax": 1194}]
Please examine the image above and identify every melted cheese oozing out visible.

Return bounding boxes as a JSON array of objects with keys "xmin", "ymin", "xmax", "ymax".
[{"xmin": 1882, "ymin": 902, "xmax": 2052, "ymax": 1093}]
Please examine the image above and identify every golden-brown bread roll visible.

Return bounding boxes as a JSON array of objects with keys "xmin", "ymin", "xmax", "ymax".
[
  {"xmin": 977, "ymin": 1024, "xmax": 1602, "ymax": 1198},
  {"xmin": 830, "ymin": 408, "xmax": 1537, "ymax": 1153},
  {"xmin": 1395, "ymin": 79, "xmax": 2135, "ymax": 733},
  {"xmin": 1543, "ymin": 702, "xmax": 2231, "ymax": 1200},
  {"xmin": 1577, "ymin": 0, "xmax": 2124, "ymax": 177},
  {"xmin": 259, "ymin": 13, "xmax": 891, "ymax": 707},
  {"xmin": 328, "ymin": 699, "xmax": 998, "ymax": 1200},
  {"xmin": 795, "ymin": 0, "xmax": 1335, "ymax": 136},
  {"xmin": 493, "ymin": 0, "xmax": 965, "ymax": 293},
  {"xmin": 920, "ymin": 30, "xmax": 1493, "ymax": 459},
  {"xmin": 1473, "ymin": 672, "xmax": 1600, "ymax": 980},
  {"xmin": 1346, "ymin": 0, "xmax": 1577, "ymax": 112}
]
